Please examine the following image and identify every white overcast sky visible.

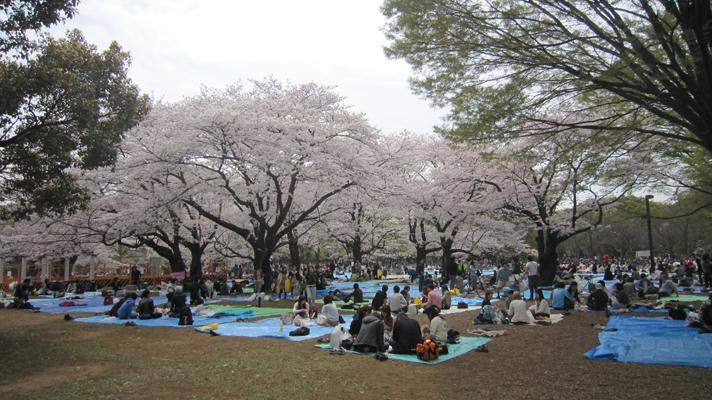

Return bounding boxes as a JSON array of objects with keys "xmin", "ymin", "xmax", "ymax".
[{"xmin": 50, "ymin": 0, "xmax": 444, "ymax": 135}]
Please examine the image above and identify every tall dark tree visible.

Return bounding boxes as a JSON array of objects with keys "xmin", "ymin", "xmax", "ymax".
[
  {"xmin": 1, "ymin": 1, "xmax": 149, "ymax": 219},
  {"xmin": 383, "ymin": 0, "xmax": 712, "ymax": 156}
]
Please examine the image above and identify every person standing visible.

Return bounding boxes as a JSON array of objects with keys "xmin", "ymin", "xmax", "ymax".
[
  {"xmin": 702, "ymin": 254, "xmax": 712, "ymax": 289},
  {"xmin": 130, "ymin": 265, "xmax": 141, "ymax": 287},
  {"xmin": 305, "ymin": 266, "xmax": 318, "ymax": 304},
  {"xmin": 525, "ymin": 256, "xmax": 540, "ymax": 301}
]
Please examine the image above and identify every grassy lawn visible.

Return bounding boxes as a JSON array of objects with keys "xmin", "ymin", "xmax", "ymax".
[{"xmin": 1, "ymin": 308, "xmax": 711, "ymax": 399}]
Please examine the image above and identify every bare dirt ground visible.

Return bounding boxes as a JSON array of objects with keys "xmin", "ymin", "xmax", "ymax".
[{"xmin": 1, "ymin": 306, "xmax": 711, "ymax": 400}]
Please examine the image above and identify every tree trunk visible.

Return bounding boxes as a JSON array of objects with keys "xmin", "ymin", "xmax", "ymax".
[
  {"xmin": 537, "ymin": 230, "xmax": 559, "ymax": 285},
  {"xmin": 415, "ymin": 244, "xmax": 427, "ymax": 267},
  {"xmin": 188, "ymin": 245, "xmax": 203, "ymax": 279},
  {"xmin": 352, "ymin": 234, "xmax": 363, "ymax": 268},
  {"xmin": 168, "ymin": 256, "xmax": 187, "ymax": 274},
  {"xmin": 287, "ymin": 228, "xmax": 301, "ymax": 268},
  {"xmin": 440, "ymin": 237, "xmax": 453, "ymax": 279},
  {"xmin": 254, "ymin": 247, "xmax": 273, "ymax": 293}
]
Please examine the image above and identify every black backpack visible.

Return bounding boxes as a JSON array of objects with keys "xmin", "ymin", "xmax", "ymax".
[
  {"xmin": 289, "ymin": 326, "xmax": 310, "ymax": 336},
  {"xmin": 178, "ymin": 307, "xmax": 193, "ymax": 325},
  {"xmin": 669, "ymin": 307, "xmax": 687, "ymax": 321},
  {"xmin": 457, "ymin": 301, "xmax": 469, "ymax": 309}
]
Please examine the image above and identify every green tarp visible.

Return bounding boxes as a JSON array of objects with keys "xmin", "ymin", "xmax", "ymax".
[{"xmin": 315, "ymin": 336, "xmax": 491, "ymax": 365}]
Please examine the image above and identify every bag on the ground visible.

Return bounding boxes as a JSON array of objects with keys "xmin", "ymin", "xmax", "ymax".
[
  {"xmin": 416, "ymin": 339, "xmax": 439, "ymax": 361},
  {"xmin": 178, "ymin": 307, "xmax": 193, "ymax": 326},
  {"xmin": 669, "ymin": 307, "xmax": 687, "ymax": 320},
  {"xmin": 457, "ymin": 301, "xmax": 468, "ymax": 309},
  {"xmin": 446, "ymin": 329, "xmax": 460, "ymax": 344},
  {"xmin": 289, "ymin": 326, "xmax": 310, "ymax": 336}
]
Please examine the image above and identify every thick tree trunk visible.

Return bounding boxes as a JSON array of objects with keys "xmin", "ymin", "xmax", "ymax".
[
  {"xmin": 168, "ymin": 256, "xmax": 187, "ymax": 274},
  {"xmin": 254, "ymin": 247, "xmax": 273, "ymax": 293},
  {"xmin": 415, "ymin": 244, "xmax": 427, "ymax": 267},
  {"xmin": 188, "ymin": 245, "xmax": 203, "ymax": 279},
  {"xmin": 536, "ymin": 230, "xmax": 559, "ymax": 286},
  {"xmin": 352, "ymin": 234, "xmax": 363, "ymax": 268},
  {"xmin": 440, "ymin": 237, "xmax": 453, "ymax": 279},
  {"xmin": 287, "ymin": 228, "xmax": 301, "ymax": 268}
]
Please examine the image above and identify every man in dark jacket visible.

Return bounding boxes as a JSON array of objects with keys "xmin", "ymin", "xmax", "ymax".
[
  {"xmin": 371, "ymin": 285, "xmax": 388, "ymax": 310},
  {"xmin": 587, "ymin": 282, "xmax": 609, "ymax": 311},
  {"xmin": 390, "ymin": 313, "xmax": 423, "ymax": 354}
]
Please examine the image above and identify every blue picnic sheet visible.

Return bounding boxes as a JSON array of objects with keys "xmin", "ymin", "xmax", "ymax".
[
  {"xmin": 74, "ymin": 312, "xmax": 244, "ymax": 328},
  {"xmin": 195, "ymin": 316, "xmax": 354, "ymax": 341},
  {"xmin": 609, "ymin": 307, "xmax": 670, "ymax": 314},
  {"xmin": 31, "ymin": 296, "xmax": 166, "ymax": 314},
  {"xmin": 315, "ymin": 336, "xmax": 491, "ymax": 364},
  {"xmin": 585, "ymin": 315, "xmax": 712, "ymax": 368}
]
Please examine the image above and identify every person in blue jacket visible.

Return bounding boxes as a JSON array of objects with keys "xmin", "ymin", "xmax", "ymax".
[
  {"xmin": 117, "ymin": 292, "xmax": 138, "ymax": 320},
  {"xmin": 551, "ymin": 282, "xmax": 567, "ymax": 310}
]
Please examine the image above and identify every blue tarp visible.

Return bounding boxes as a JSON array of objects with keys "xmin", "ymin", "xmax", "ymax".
[
  {"xmin": 31, "ymin": 296, "xmax": 165, "ymax": 314},
  {"xmin": 75, "ymin": 313, "xmax": 245, "ymax": 328},
  {"xmin": 609, "ymin": 307, "xmax": 670, "ymax": 314},
  {"xmin": 585, "ymin": 316, "xmax": 712, "ymax": 368},
  {"xmin": 195, "ymin": 316, "xmax": 354, "ymax": 341}
]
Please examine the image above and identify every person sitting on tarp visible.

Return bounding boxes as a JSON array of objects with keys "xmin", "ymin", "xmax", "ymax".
[
  {"xmin": 117, "ymin": 292, "xmax": 138, "ymax": 320},
  {"xmin": 529, "ymin": 289, "xmax": 550, "ymax": 319},
  {"xmin": 424, "ymin": 305, "xmax": 449, "ymax": 342},
  {"xmin": 379, "ymin": 304, "xmax": 395, "ymax": 341},
  {"xmin": 353, "ymin": 306, "xmax": 388, "ymax": 354},
  {"xmin": 604, "ymin": 266, "xmax": 614, "ymax": 281},
  {"xmin": 622, "ymin": 275, "xmax": 637, "ymax": 301},
  {"xmin": 551, "ymin": 282, "xmax": 567, "ymax": 310},
  {"xmin": 610, "ymin": 282, "xmax": 631, "ymax": 309},
  {"xmin": 421, "ymin": 284, "xmax": 442, "ymax": 313},
  {"xmin": 334, "ymin": 283, "xmax": 363, "ymax": 303},
  {"xmin": 169, "ymin": 287, "xmax": 188, "ymax": 318},
  {"xmin": 440, "ymin": 284, "xmax": 452, "ymax": 310},
  {"xmin": 658, "ymin": 275, "xmax": 678, "ymax": 298},
  {"xmin": 388, "ymin": 285, "xmax": 408, "ymax": 313},
  {"xmin": 349, "ymin": 305, "xmax": 370, "ymax": 337},
  {"xmin": 564, "ymin": 281, "xmax": 580, "ymax": 310},
  {"xmin": 371, "ymin": 285, "xmax": 388, "ymax": 310},
  {"xmin": 317, "ymin": 295, "xmax": 340, "ymax": 327},
  {"xmin": 293, "ymin": 296, "xmax": 312, "ymax": 327},
  {"xmin": 475, "ymin": 291, "xmax": 496, "ymax": 324},
  {"xmin": 389, "ymin": 312, "xmax": 422, "ymax": 354},
  {"xmin": 186, "ymin": 279, "xmax": 204, "ymax": 306},
  {"xmin": 587, "ymin": 282, "xmax": 610, "ymax": 311},
  {"xmin": 508, "ymin": 292, "xmax": 534, "ymax": 324},
  {"xmin": 701, "ymin": 295, "xmax": 712, "ymax": 332},
  {"xmin": 137, "ymin": 290, "xmax": 161, "ymax": 320},
  {"xmin": 402, "ymin": 285, "xmax": 411, "ymax": 304}
]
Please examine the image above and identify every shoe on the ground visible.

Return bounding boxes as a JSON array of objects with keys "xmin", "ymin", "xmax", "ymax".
[{"xmin": 374, "ymin": 353, "xmax": 388, "ymax": 361}]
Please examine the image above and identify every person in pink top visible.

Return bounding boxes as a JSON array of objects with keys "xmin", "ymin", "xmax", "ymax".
[{"xmin": 421, "ymin": 284, "xmax": 442, "ymax": 311}]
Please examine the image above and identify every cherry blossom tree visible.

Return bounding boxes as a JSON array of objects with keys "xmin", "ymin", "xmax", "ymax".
[
  {"xmin": 123, "ymin": 81, "xmax": 380, "ymax": 290},
  {"xmin": 487, "ymin": 131, "xmax": 651, "ymax": 283}
]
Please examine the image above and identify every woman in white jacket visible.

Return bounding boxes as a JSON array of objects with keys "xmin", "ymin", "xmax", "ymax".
[{"xmin": 508, "ymin": 291, "xmax": 534, "ymax": 325}]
